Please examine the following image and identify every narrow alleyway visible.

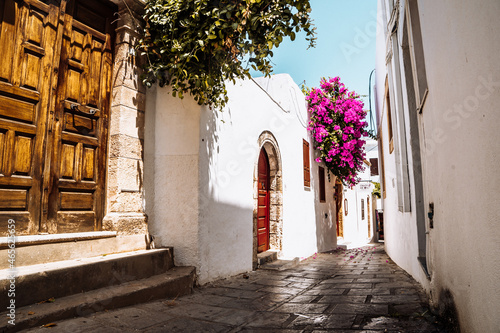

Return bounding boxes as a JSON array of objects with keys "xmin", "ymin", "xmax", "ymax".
[{"xmin": 24, "ymin": 245, "xmax": 447, "ymax": 332}]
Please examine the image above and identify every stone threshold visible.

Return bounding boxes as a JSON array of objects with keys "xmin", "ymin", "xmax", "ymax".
[
  {"xmin": 257, "ymin": 249, "xmax": 279, "ymax": 266},
  {"xmin": 0, "ymin": 231, "xmax": 117, "ymax": 250}
]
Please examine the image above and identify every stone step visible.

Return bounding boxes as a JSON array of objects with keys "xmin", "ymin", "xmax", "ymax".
[
  {"xmin": 0, "ymin": 266, "xmax": 196, "ymax": 332},
  {"xmin": 259, "ymin": 257, "xmax": 300, "ymax": 271},
  {"xmin": 257, "ymin": 250, "xmax": 278, "ymax": 266},
  {"xmin": 0, "ymin": 248, "xmax": 175, "ymax": 309},
  {"xmin": 0, "ymin": 232, "xmax": 150, "ymax": 270}
]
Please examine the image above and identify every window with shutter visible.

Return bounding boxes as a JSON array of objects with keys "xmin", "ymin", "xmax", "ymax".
[
  {"xmin": 318, "ymin": 166, "xmax": 326, "ymax": 202},
  {"xmin": 303, "ymin": 139, "xmax": 310, "ymax": 187},
  {"xmin": 370, "ymin": 158, "xmax": 379, "ymax": 176}
]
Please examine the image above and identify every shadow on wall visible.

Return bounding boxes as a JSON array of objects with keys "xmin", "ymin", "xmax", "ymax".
[
  {"xmin": 197, "ymin": 105, "xmax": 255, "ymax": 281},
  {"xmin": 198, "ymin": 103, "xmax": 220, "ymax": 215},
  {"xmin": 197, "ymin": 199, "xmax": 253, "ymax": 282},
  {"xmin": 199, "ymin": 102, "xmax": 220, "ymax": 214}
]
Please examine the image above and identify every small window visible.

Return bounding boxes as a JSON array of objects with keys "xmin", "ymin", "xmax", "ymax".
[
  {"xmin": 370, "ymin": 158, "xmax": 379, "ymax": 176},
  {"xmin": 319, "ymin": 166, "xmax": 325, "ymax": 202},
  {"xmin": 385, "ymin": 77, "xmax": 394, "ymax": 154},
  {"xmin": 303, "ymin": 139, "xmax": 310, "ymax": 187}
]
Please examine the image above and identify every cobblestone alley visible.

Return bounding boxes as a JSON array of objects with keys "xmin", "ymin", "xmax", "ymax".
[{"xmin": 24, "ymin": 244, "xmax": 448, "ymax": 332}]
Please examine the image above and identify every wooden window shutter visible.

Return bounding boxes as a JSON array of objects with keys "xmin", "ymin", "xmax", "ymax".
[
  {"xmin": 303, "ymin": 139, "xmax": 310, "ymax": 187},
  {"xmin": 370, "ymin": 158, "xmax": 379, "ymax": 176}
]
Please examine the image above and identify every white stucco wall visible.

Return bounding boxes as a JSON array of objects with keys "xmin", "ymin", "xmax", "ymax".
[
  {"xmin": 146, "ymin": 74, "xmax": 338, "ymax": 284},
  {"xmin": 144, "ymin": 85, "xmax": 202, "ymax": 269},
  {"xmin": 375, "ymin": 0, "xmax": 430, "ymax": 293},
  {"xmin": 376, "ymin": 0, "xmax": 500, "ymax": 331},
  {"xmin": 418, "ymin": 1, "xmax": 500, "ymax": 331}
]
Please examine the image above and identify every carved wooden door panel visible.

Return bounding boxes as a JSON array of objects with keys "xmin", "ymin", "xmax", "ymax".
[
  {"xmin": 0, "ymin": 0, "xmax": 115, "ymax": 235},
  {"xmin": 45, "ymin": 0, "xmax": 115, "ymax": 233},
  {"xmin": 0, "ymin": 0, "xmax": 62, "ymax": 234}
]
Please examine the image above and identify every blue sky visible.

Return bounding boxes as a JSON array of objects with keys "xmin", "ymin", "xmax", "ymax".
[{"xmin": 250, "ymin": 0, "xmax": 378, "ymax": 115}]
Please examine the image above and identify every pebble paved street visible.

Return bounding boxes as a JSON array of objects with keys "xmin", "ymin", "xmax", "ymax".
[{"xmin": 25, "ymin": 244, "xmax": 447, "ymax": 332}]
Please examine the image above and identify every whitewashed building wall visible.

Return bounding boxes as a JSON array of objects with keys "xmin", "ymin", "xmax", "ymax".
[
  {"xmin": 145, "ymin": 74, "xmax": 339, "ymax": 284},
  {"xmin": 375, "ymin": 1, "xmax": 500, "ymax": 331}
]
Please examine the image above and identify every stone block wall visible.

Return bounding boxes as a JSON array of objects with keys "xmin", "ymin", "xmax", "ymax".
[{"xmin": 103, "ymin": 1, "xmax": 147, "ymax": 235}]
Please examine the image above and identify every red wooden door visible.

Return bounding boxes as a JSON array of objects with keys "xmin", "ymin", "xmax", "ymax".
[{"xmin": 257, "ymin": 149, "xmax": 270, "ymax": 253}]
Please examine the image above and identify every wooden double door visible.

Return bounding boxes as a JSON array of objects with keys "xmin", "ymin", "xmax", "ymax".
[{"xmin": 0, "ymin": 0, "xmax": 116, "ymax": 235}]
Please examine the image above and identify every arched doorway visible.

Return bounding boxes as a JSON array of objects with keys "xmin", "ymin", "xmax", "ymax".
[
  {"xmin": 257, "ymin": 149, "xmax": 270, "ymax": 252},
  {"xmin": 253, "ymin": 131, "xmax": 283, "ymax": 268}
]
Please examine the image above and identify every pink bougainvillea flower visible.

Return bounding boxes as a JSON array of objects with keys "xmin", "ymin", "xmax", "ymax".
[{"xmin": 306, "ymin": 77, "xmax": 368, "ymax": 186}]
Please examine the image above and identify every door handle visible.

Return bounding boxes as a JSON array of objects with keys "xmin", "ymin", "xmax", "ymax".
[{"xmin": 71, "ymin": 103, "xmax": 96, "ymax": 115}]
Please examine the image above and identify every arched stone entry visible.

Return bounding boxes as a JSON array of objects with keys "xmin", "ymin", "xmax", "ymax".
[{"xmin": 253, "ymin": 131, "xmax": 283, "ymax": 268}]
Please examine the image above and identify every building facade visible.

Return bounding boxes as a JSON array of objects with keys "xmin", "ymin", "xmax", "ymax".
[
  {"xmin": 144, "ymin": 74, "xmax": 339, "ymax": 283},
  {"xmin": 0, "ymin": 0, "xmax": 340, "ymax": 288},
  {"xmin": 375, "ymin": 0, "xmax": 500, "ymax": 331}
]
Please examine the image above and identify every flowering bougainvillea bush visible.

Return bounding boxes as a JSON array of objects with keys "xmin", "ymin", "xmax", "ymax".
[{"xmin": 306, "ymin": 77, "xmax": 368, "ymax": 186}]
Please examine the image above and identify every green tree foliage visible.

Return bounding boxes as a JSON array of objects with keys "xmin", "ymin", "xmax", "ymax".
[{"xmin": 139, "ymin": 0, "xmax": 316, "ymax": 108}]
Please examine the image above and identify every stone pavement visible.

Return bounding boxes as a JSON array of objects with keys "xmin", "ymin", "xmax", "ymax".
[{"xmin": 24, "ymin": 244, "xmax": 447, "ymax": 332}]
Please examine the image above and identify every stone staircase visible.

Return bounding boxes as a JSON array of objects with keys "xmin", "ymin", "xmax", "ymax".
[{"xmin": 0, "ymin": 247, "xmax": 195, "ymax": 332}]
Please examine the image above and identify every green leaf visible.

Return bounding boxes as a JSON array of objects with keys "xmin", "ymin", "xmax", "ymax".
[{"xmin": 139, "ymin": 0, "xmax": 316, "ymax": 108}]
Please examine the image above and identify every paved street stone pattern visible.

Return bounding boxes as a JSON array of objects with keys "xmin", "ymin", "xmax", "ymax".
[{"xmin": 25, "ymin": 245, "xmax": 448, "ymax": 332}]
